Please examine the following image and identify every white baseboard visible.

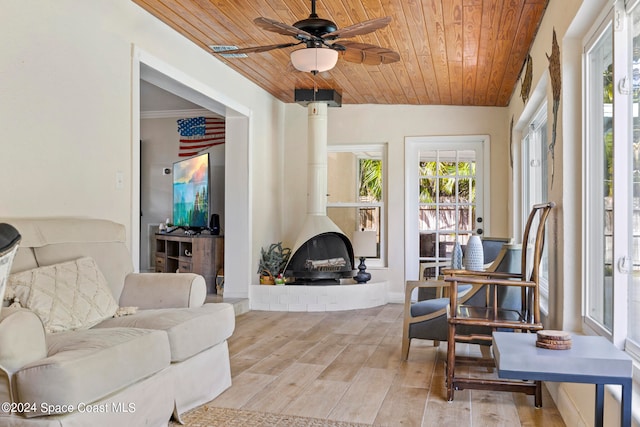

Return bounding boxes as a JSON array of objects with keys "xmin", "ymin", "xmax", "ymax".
[{"xmin": 552, "ymin": 381, "xmax": 639, "ymax": 427}]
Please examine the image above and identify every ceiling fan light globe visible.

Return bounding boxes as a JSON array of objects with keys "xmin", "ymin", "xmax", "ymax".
[{"xmin": 291, "ymin": 48, "xmax": 338, "ymax": 73}]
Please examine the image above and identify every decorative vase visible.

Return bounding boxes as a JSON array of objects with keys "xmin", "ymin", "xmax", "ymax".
[
  {"xmin": 451, "ymin": 241, "xmax": 463, "ymax": 270},
  {"xmin": 354, "ymin": 257, "xmax": 371, "ymax": 284},
  {"xmin": 463, "ymin": 235, "xmax": 484, "ymax": 271}
]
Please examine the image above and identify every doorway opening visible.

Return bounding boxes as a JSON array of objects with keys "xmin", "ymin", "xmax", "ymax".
[
  {"xmin": 132, "ymin": 48, "xmax": 252, "ymax": 298},
  {"xmin": 139, "ymin": 80, "xmax": 225, "ymax": 273}
]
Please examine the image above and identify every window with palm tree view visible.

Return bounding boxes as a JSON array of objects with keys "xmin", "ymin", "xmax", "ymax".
[{"xmin": 327, "ymin": 146, "xmax": 385, "ymax": 265}]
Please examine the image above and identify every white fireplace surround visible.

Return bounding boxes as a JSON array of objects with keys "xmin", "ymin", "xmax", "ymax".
[
  {"xmin": 251, "ymin": 102, "xmax": 389, "ymax": 312},
  {"xmin": 249, "ymin": 281, "xmax": 388, "ymax": 312}
]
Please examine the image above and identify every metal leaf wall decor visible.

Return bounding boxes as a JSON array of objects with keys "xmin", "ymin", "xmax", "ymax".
[
  {"xmin": 510, "ymin": 115, "xmax": 514, "ymax": 169},
  {"xmin": 521, "ymin": 54, "xmax": 533, "ymax": 104},
  {"xmin": 547, "ymin": 29, "xmax": 561, "ymax": 189}
]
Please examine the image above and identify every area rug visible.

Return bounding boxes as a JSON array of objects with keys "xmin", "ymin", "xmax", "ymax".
[{"xmin": 171, "ymin": 406, "xmax": 373, "ymax": 427}]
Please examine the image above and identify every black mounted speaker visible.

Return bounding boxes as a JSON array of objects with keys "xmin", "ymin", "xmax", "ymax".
[
  {"xmin": 210, "ymin": 214, "xmax": 220, "ymax": 235},
  {"xmin": 294, "ymin": 89, "xmax": 342, "ymax": 107}
]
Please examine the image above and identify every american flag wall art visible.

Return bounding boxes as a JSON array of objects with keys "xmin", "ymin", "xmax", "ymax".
[{"xmin": 177, "ymin": 116, "xmax": 225, "ymax": 157}]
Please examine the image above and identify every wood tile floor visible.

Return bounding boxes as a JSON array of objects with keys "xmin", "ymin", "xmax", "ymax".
[{"xmin": 209, "ymin": 304, "xmax": 566, "ymax": 426}]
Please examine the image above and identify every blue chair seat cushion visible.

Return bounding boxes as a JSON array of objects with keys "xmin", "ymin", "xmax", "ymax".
[
  {"xmin": 411, "ymin": 297, "xmax": 449, "ymax": 317},
  {"xmin": 455, "ymin": 284, "xmax": 473, "ymax": 295},
  {"xmin": 411, "ymin": 284, "xmax": 474, "ymax": 317}
]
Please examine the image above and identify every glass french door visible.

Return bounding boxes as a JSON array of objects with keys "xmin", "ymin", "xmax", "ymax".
[{"xmin": 405, "ymin": 136, "xmax": 487, "ymax": 281}]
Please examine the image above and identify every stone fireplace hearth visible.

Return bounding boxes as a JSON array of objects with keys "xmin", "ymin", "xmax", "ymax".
[{"xmin": 249, "ymin": 281, "xmax": 388, "ymax": 311}]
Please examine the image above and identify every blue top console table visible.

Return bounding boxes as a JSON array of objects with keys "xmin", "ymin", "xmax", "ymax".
[{"xmin": 492, "ymin": 332, "xmax": 633, "ymax": 427}]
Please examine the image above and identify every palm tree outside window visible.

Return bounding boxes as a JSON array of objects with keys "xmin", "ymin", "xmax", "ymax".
[{"xmin": 327, "ymin": 145, "xmax": 386, "ymax": 267}]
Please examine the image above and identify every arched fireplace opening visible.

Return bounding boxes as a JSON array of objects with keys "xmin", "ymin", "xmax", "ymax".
[{"xmin": 284, "ymin": 231, "xmax": 354, "ymax": 285}]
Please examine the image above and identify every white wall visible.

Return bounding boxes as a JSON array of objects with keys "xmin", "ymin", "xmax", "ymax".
[
  {"xmin": 0, "ymin": 0, "xmax": 285, "ymax": 298},
  {"xmin": 508, "ymin": 0, "xmax": 590, "ymax": 335},
  {"xmin": 283, "ymin": 103, "xmax": 510, "ymax": 299}
]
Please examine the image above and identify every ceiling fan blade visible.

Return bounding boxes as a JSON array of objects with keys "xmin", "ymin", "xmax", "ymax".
[
  {"xmin": 337, "ymin": 41, "xmax": 400, "ymax": 65},
  {"xmin": 254, "ymin": 17, "xmax": 314, "ymax": 40},
  {"xmin": 322, "ymin": 17, "xmax": 391, "ymax": 40},
  {"xmin": 221, "ymin": 42, "xmax": 299, "ymax": 55}
]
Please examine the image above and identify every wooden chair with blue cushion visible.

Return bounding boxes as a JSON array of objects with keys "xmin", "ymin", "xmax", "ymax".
[
  {"xmin": 445, "ymin": 202, "xmax": 555, "ymax": 406},
  {"xmin": 401, "ymin": 236, "xmax": 517, "ymax": 360}
]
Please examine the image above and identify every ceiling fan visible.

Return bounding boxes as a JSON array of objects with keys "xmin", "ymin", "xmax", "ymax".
[{"xmin": 214, "ymin": 0, "xmax": 400, "ymax": 74}]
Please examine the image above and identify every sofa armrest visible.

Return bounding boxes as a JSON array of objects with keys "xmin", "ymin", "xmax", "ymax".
[
  {"xmin": 119, "ymin": 273, "xmax": 207, "ymax": 309},
  {"xmin": 0, "ymin": 308, "xmax": 47, "ymax": 373}
]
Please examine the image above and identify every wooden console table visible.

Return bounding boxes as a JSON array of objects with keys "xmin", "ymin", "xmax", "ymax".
[
  {"xmin": 155, "ymin": 233, "xmax": 223, "ymax": 295},
  {"xmin": 492, "ymin": 332, "xmax": 633, "ymax": 427}
]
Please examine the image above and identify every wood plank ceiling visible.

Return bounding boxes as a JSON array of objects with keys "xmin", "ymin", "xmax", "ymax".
[{"xmin": 132, "ymin": 0, "xmax": 548, "ymax": 106}]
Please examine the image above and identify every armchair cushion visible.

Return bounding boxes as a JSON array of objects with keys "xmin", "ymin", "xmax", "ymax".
[
  {"xmin": 410, "ymin": 297, "xmax": 449, "ymax": 317},
  {"xmin": 0, "ymin": 308, "xmax": 46, "ymax": 373},
  {"xmin": 94, "ymin": 303, "xmax": 235, "ymax": 362},
  {"xmin": 119, "ymin": 273, "xmax": 206, "ymax": 309},
  {"xmin": 0, "ymin": 307, "xmax": 47, "ymax": 412},
  {"xmin": 7, "ymin": 257, "xmax": 119, "ymax": 333},
  {"xmin": 417, "ymin": 283, "xmax": 473, "ymax": 303},
  {"xmin": 5, "ymin": 217, "xmax": 134, "ymax": 298},
  {"xmin": 16, "ymin": 327, "xmax": 170, "ymax": 417},
  {"xmin": 10, "ymin": 247, "xmax": 37, "ymax": 274}
]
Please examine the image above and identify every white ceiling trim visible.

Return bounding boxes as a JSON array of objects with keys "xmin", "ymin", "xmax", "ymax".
[{"xmin": 140, "ymin": 108, "xmax": 222, "ymax": 119}]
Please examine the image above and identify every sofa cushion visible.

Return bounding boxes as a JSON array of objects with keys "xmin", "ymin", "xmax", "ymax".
[
  {"xmin": 2, "ymin": 217, "xmax": 134, "ymax": 298},
  {"xmin": 34, "ymin": 242, "xmax": 133, "ymax": 300},
  {"xmin": 94, "ymin": 303, "xmax": 235, "ymax": 362},
  {"xmin": 7, "ymin": 257, "xmax": 119, "ymax": 333},
  {"xmin": 15, "ymin": 327, "xmax": 170, "ymax": 417},
  {"xmin": 10, "ymin": 247, "xmax": 38, "ymax": 274}
]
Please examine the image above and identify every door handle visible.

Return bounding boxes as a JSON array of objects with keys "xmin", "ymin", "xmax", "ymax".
[{"xmin": 617, "ymin": 256, "xmax": 632, "ymax": 274}]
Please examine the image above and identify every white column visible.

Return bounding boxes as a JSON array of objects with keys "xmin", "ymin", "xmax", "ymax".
[{"xmin": 307, "ymin": 102, "xmax": 328, "ymax": 216}]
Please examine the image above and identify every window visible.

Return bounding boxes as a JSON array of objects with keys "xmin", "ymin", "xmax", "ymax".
[
  {"xmin": 326, "ymin": 145, "xmax": 386, "ymax": 266},
  {"xmin": 584, "ymin": 2, "xmax": 640, "ymax": 358},
  {"xmin": 585, "ymin": 20, "xmax": 615, "ymax": 335},
  {"xmin": 521, "ymin": 104, "xmax": 550, "ymax": 310},
  {"xmin": 627, "ymin": 4, "xmax": 640, "ymax": 356}
]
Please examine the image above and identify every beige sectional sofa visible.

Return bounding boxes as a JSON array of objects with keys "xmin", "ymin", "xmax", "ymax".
[{"xmin": 0, "ymin": 218, "xmax": 235, "ymax": 426}]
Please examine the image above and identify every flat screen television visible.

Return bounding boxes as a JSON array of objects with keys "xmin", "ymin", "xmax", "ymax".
[{"xmin": 172, "ymin": 152, "xmax": 210, "ymax": 230}]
